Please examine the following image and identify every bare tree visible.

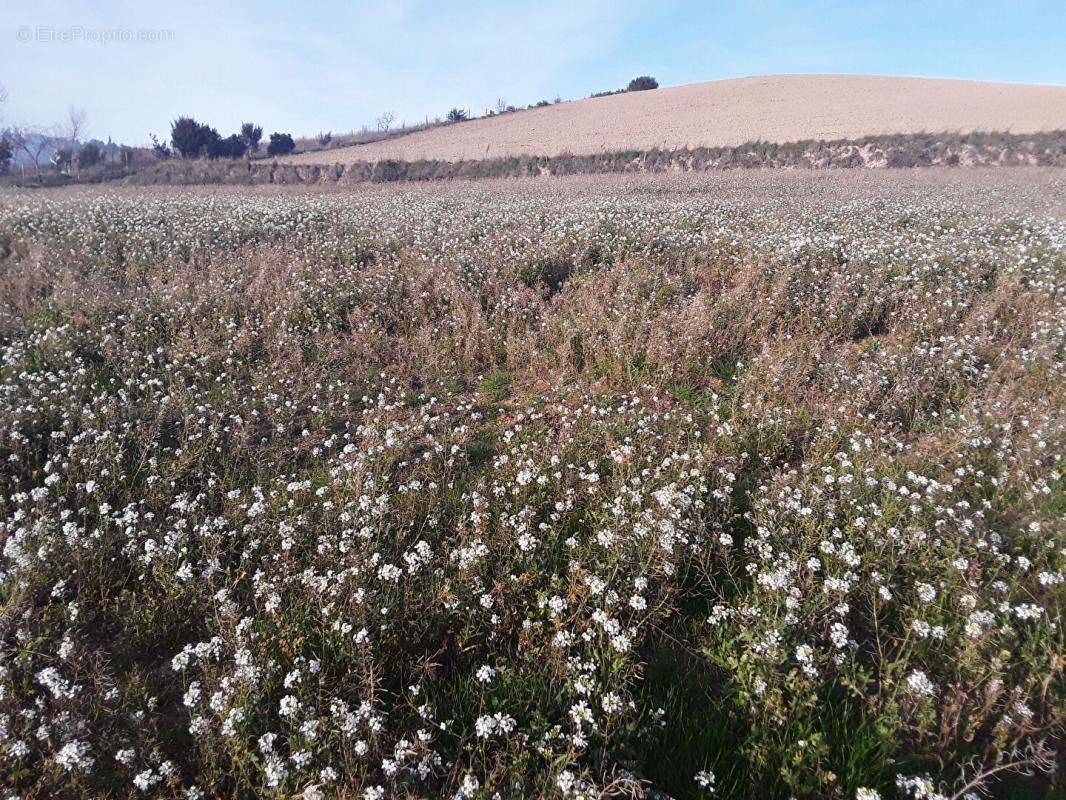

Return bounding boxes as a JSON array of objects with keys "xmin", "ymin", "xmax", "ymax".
[
  {"xmin": 9, "ymin": 126, "xmax": 53, "ymax": 179},
  {"xmin": 63, "ymin": 107, "xmax": 87, "ymax": 175},
  {"xmin": 65, "ymin": 106, "xmax": 87, "ymax": 148},
  {"xmin": 494, "ymin": 97, "xmax": 507, "ymax": 115},
  {"xmin": 376, "ymin": 111, "xmax": 395, "ymax": 134}
]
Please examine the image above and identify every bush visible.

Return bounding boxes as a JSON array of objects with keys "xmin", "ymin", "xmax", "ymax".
[
  {"xmin": 317, "ymin": 131, "xmax": 332, "ymax": 147},
  {"xmin": 627, "ymin": 76, "xmax": 659, "ymax": 92},
  {"xmin": 150, "ymin": 134, "xmax": 171, "ymax": 160},
  {"xmin": 446, "ymin": 108, "xmax": 470, "ymax": 123},
  {"xmin": 267, "ymin": 132, "xmax": 296, "ymax": 157},
  {"xmin": 208, "ymin": 134, "xmax": 247, "ymax": 160},
  {"xmin": 371, "ymin": 159, "xmax": 405, "ymax": 182},
  {"xmin": 53, "ymin": 148, "xmax": 73, "ymax": 172},
  {"xmin": 0, "ymin": 135, "xmax": 11, "ymax": 173},
  {"xmin": 240, "ymin": 122, "xmax": 263, "ymax": 153},
  {"xmin": 77, "ymin": 142, "xmax": 102, "ymax": 168},
  {"xmin": 170, "ymin": 117, "xmax": 220, "ymax": 158}
]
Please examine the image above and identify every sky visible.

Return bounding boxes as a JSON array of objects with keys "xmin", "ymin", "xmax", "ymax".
[{"xmin": 2, "ymin": 0, "xmax": 1064, "ymax": 145}]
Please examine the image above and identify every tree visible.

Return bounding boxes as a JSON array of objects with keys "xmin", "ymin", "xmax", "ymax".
[
  {"xmin": 77, "ymin": 141, "xmax": 102, "ymax": 168},
  {"xmin": 494, "ymin": 98, "xmax": 507, "ymax": 115},
  {"xmin": 376, "ymin": 111, "xmax": 395, "ymax": 133},
  {"xmin": 208, "ymin": 133, "xmax": 246, "ymax": 159},
  {"xmin": 53, "ymin": 147, "xmax": 74, "ymax": 173},
  {"xmin": 60, "ymin": 107, "xmax": 87, "ymax": 175},
  {"xmin": 0, "ymin": 85, "xmax": 9, "ymax": 175},
  {"xmin": 65, "ymin": 107, "xmax": 87, "ymax": 148},
  {"xmin": 446, "ymin": 108, "xmax": 469, "ymax": 123},
  {"xmin": 171, "ymin": 116, "xmax": 219, "ymax": 158},
  {"xmin": 9, "ymin": 126, "xmax": 51, "ymax": 178},
  {"xmin": 0, "ymin": 134, "xmax": 12, "ymax": 174},
  {"xmin": 240, "ymin": 122, "xmax": 262, "ymax": 153},
  {"xmin": 266, "ymin": 132, "xmax": 295, "ymax": 157},
  {"xmin": 627, "ymin": 76, "xmax": 658, "ymax": 91}
]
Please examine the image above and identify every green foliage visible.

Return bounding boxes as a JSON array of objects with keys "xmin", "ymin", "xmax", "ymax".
[
  {"xmin": 266, "ymin": 131, "xmax": 295, "ymax": 156},
  {"xmin": 170, "ymin": 116, "xmax": 220, "ymax": 158},
  {"xmin": 627, "ymin": 75, "xmax": 659, "ymax": 91}
]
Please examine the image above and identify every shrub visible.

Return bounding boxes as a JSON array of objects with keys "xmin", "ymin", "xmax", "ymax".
[
  {"xmin": 627, "ymin": 75, "xmax": 659, "ymax": 91},
  {"xmin": 886, "ymin": 149, "xmax": 918, "ymax": 168},
  {"xmin": 446, "ymin": 108, "xmax": 470, "ymax": 123},
  {"xmin": 53, "ymin": 147, "xmax": 73, "ymax": 172},
  {"xmin": 267, "ymin": 132, "xmax": 296, "ymax": 157},
  {"xmin": 0, "ymin": 134, "xmax": 11, "ymax": 172},
  {"xmin": 150, "ymin": 134, "xmax": 171, "ymax": 160},
  {"xmin": 317, "ymin": 131, "xmax": 332, "ymax": 147},
  {"xmin": 371, "ymin": 158, "xmax": 405, "ymax": 182},
  {"xmin": 208, "ymin": 133, "xmax": 247, "ymax": 160},
  {"xmin": 170, "ymin": 117, "xmax": 219, "ymax": 158},
  {"xmin": 77, "ymin": 142, "xmax": 102, "ymax": 168}
]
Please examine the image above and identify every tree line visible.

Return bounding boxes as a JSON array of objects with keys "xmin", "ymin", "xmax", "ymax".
[{"xmin": 165, "ymin": 118, "xmax": 295, "ymax": 159}]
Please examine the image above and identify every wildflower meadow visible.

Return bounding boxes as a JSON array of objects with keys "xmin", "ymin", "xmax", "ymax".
[{"xmin": 0, "ymin": 171, "xmax": 1062, "ymax": 799}]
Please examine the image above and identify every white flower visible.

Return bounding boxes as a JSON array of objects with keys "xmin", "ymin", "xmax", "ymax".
[
  {"xmin": 456, "ymin": 773, "xmax": 480, "ymax": 798},
  {"xmin": 133, "ymin": 769, "xmax": 159, "ymax": 791},
  {"xmin": 474, "ymin": 714, "xmax": 495, "ymax": 738},
  {"xmin": 905, "ymin": 670, "xmax": 936, "ymax": 697},
  {"xmin": 915, "ymin": 583, "xmax": 936, "ymax": 603},
  {"xmin": 601, "ymin": 692, "xmax": 622, "ymax": 714},
  {"xmin": 556, "ymin": 770, "xmax": 575, "ymax": 792},
  {"xmin": 264, "ymin": 758, "xmax": 288, "ymax": 787},
  {"xmin": 279, "ymin": 695, "xmax": 301, "ymax": 717},
  {"xmin": 55, "ymin": 740, "xmax": 94, "ymax": 773}
]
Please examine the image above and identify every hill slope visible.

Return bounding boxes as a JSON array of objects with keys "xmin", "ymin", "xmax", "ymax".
[{"xmin": 285, "ymin": 74, "xmax": 1066, "ymax": 164}]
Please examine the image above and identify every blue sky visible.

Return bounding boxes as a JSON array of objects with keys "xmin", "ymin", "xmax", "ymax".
[{"xmin": 2, "ymin": 0, "xmax": 1064, "ymax": 145}]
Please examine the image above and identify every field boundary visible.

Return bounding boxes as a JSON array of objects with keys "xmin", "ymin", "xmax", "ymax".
[{"xmin": 7, "ymin": 130, "xmax": 1066, "ymax": 188}]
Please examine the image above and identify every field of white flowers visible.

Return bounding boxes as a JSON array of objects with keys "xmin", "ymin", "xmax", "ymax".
[{"xmin": 0, "ymin": 171, "xmax": 1062, "ymax": 800}]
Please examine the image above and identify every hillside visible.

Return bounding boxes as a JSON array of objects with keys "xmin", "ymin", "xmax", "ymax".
[{"xmin": 284, "ymin": 74, "xmax": 1066, "ymax": 164}]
